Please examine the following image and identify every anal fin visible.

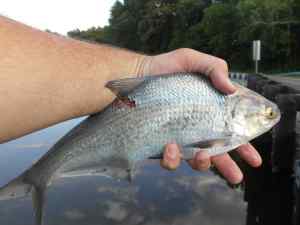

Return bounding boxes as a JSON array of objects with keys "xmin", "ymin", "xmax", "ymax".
[
  {"xmin": 0, "ymin": 173, "xmax": 32, "ymax": 201},
  {"xmin": 60, "ymin": 157, "xmax": 138, "ymax": 182}
]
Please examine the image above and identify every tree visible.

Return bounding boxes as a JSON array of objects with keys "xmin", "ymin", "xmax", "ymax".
[
  {"xmin": 68, "ymin": 27, "xmax": 111, "ymax": 44},
  {"xmin": 237, "ymin": 0, "xmax": 298, "ymax": 69},
  {"xmin": 168, "ymin": 0, "xmax": 209, "ymax": 50},
  {"xmin": 136, "ymin": 1, "xmax": 178, "ymax": 53},
  {"xmin": 66, "ymin": 0, "xmax": 300, "ymax": 72},
  {"xmin": 198, "ymin": 3, "xmax": 242, "ymax": 64}
]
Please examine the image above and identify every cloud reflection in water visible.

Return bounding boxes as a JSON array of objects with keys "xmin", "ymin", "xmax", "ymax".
[{"xmin": 0, "ymin": 148, "xmax": 246, "ymax": 225}]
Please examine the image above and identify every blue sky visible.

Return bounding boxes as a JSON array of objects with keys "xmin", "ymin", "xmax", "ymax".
[{"xmin": 0, "ymin": 0, "xmax": 118, "ymax": 35}]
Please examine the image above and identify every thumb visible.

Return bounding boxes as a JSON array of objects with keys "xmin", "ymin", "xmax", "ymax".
[{"xmin": 177, "ymin": 49, "xmax": 236, "ymax": 94}]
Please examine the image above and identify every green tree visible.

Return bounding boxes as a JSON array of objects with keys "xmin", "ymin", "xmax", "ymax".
[
  {"xmin": 68, "ymin": 26, "xmax": 111, "ymax": 44},
  {"xmin": 168, "ymin": 0, "xmax": 209, "ymax": 50},
  {"xmin": 198, "ymin": 3, "xmax": 241, "ymax": 64},
  {"xmin": 136, "ymin": 1, "xmax": 178, "ymax": 53},
  {"xmin": 67, "ymin": 0, "xmax": 300, "ymax": 72},
  {"xmin": 237, "ymin": 0, "xmax": 298, "ymax": 69}
]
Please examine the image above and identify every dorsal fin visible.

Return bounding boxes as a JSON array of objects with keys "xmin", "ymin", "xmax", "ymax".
[{"xmin": 105, "ymin": 76, "xmax": 147, "ymax": 97}]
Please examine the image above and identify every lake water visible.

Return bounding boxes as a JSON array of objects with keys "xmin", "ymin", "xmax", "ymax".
[{"xmin": 0, "ymin": 118, "xmax": 247, "ymax": 225}]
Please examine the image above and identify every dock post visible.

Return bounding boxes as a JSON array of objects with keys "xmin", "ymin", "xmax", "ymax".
[
  {"xmin": 292, "ymin": 95, "xmax": 300, "ymax": 225},
  {"xmin": 244, "ymin": 80, "xmax": 280, "ymax": 225},
  {"xmin": 244, "ymin": 80, "xmax": 297, "ymax": 225},
  {"xmin": 271, "ymin": 94, "xmax": 296, "ymax": 225}
]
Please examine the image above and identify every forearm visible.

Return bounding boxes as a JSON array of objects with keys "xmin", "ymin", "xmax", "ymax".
[{"xmin": 0, "ymin": 16, "xmax": 146, "ymax": 143}]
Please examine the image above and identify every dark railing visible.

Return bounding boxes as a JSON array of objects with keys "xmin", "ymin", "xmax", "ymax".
[{"xmin": 230, "ymin": 73, "xmax": 300, "ymax": 225}]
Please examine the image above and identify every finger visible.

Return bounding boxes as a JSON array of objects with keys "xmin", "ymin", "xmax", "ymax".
[
  {"xmin": 187, "ymin": 150, "xmax": 211, "ymax": 171},
  {"xmin": 237, "ymin": 143, "xmax": 262, "ymax": 167},
  {"xmin": 211, "ymin": 153, "xmax": 243, "ymax": 184},
  {"xmin": 208, "ymin": 62, "xmax": 236, "ymax": 95},
  {"xmin": 160, "ymin": 143, "xmax": 181, "ymax": 170},
  {"xmin": 148, "ymin": 49, "xmax": 236, "ymax": 94}
]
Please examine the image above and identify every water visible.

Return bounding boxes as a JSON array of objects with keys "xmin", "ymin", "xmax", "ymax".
[{"xmin": 0, "ymin": 118, "xmax": 246, "ymax": 225}]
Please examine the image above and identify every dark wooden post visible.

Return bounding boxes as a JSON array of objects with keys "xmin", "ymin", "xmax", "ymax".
[
  {"xmin": 244, "ymin": 77, "xmax": 297, "ymax": 225},
  {"xmin": 244, "ymin": 76, "xmax": 276, "ymax": 225},
  {"xmin": 272, "ymin": 94, "xmax": 297, "ymax": 171},
  {"xmin": 292, "ymin": 95, "xmax": 300, "ymax": 225},
  {"xmin": 269, "ymin": 94, "xmax": 297, "ymax": 225},
  {"xmin": 247, "ymin": 74, "xmax": 259, "ymax": 91}
]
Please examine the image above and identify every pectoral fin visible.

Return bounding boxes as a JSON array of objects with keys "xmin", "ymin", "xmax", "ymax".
[
  {"xmin": 148, "ymin": 138, "xmax": 234, "ymax": 160},
  {"xmin": 186, "ymin": 138, "xmax": 232, "ymax": 149},
  {"xmin": 148, "ymin": 153, "xmax": 163, "ymax": 159},
  {"xmin": 182, "ymin": 136, "xmax": 247, "ymax": 158},
  {"xmin": 0, "ymin": 174, "xmax": 32, "ymax": 201}
]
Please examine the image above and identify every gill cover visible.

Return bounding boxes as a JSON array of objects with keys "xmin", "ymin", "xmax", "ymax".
[{"xmin": 229, "ymin": 83, "xmax": 280, "ymax": 139}]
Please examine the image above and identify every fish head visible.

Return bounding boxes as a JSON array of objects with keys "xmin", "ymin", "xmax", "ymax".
[{"xmin": 230, "ymin": 85, "xmax": 281, "ymax": 140}]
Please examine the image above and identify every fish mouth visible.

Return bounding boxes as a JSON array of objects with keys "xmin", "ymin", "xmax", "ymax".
[
  {"xmin": 274, "ymin": 105, "xmax": 281, "ymax": 125},
  {"xmin": 267, "ymin": 100, "xmax": 281, "ymax": 126}
]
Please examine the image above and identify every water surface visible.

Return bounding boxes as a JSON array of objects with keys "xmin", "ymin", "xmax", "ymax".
[{"xmin": 0, "ymin": 119, "xmax": 247, "ymax": 225}]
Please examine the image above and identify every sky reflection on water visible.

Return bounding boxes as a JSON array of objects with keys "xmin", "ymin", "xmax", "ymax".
[{"xmin": 0, "ymin": 118, "xmax": 246, "ymax": 225}]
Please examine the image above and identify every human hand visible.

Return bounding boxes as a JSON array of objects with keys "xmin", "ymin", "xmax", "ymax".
[{"xmin": 140, "ymin": 48, "xmax": 262, "ymax": 184}]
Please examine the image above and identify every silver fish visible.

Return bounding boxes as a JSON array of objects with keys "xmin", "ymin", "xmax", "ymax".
[{"xmin": 0, "ymin": 72, "xmax": 280, "ymax": 224}]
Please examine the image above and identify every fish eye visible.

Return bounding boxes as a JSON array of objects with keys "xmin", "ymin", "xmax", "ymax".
[{"xmin": 265, "ymin": 107, "xmax": 277, "ymax": 119}]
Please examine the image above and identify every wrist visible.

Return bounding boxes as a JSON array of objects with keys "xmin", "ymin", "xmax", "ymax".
[
  {"xmin": 103, "ymin": 49, "xmax": 153, "ymax": 81},
  {"xmin": 71, "ymin": 46, "xmax": 153, "ymax": 117}
]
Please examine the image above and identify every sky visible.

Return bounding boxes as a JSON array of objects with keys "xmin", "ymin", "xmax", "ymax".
[{"xmin": 0, "ymin": 0, "xmax": 118, "ymax": 35}]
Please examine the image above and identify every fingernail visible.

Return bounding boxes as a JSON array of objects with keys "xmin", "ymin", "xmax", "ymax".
[
  {"xmin": 253, "ymin": 153, "xmax": 262, "ymax": 166},
  {"xmin": 252, "ymin": 152, "xmax": 260, "ymax": 161},
  {"xmin": 167, "ymin": 144, "xmax": 177, "ymax": 160},
  {"xmin": 227, "ymin": 80, "xmax": 236, "ymax": 93},
  {"xmin": 248, "ymin": 145, "xmax": 262, "ymax": 163},
  {"xmin": 234, "ymin": 173, "xmax": 243, "ymax": 184},
  {"xmin": 196, "ymin": 150, "xmax": 209, "ymax": 161},
  {"xmin": 195, "ymin": 151, "xmax": 210, "ymax": 170},
  {"xmin": 229, "ymin": 168, "xmax": 243, "ymax": 184}
]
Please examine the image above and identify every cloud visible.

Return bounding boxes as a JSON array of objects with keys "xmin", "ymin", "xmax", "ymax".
[
  {"xmin": 14, "ymin": 143, "xmax": 50, "ymax": 149},
  {"xmin": 97, "ymin": 184, "xmax": 139, "ymax": 203},
  {"xmin": 64, "ymin": 208, "xmax": 86, "ymax": 220},
  {"xmin": 104, "ymin": 200, "xmax": 129, "ymax": 222},
  {"xmin": 0, "ymin": 161, "xmax": 246, "ymax": 225},
  {"xmin": 95, "ymin": 167, "xmax": 246, "ymax": 225}
]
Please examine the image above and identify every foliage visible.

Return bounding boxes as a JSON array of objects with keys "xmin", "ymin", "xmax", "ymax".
[{"xmin": 67, "ymin": 0, "xmax": 300, "ymax": 72}]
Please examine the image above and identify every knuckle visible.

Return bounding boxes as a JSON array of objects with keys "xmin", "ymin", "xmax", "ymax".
[
  {"xmin": 216, "ymin": 58, "xmax": 228, "ymax": 70},
  {"xmin": 195, "ymin": 157, "xmax": 211, "ymax": 171},
  {"xmin": 197, "ymin": 163, "xmax": 210, "ymax": 171},
  {"xmin": 160, "ymin": 159, "xmax": 178, "ymax": 171},
  {"xmin": 176, "ymin": 48, "xmax": 194, "ymax": 56}
]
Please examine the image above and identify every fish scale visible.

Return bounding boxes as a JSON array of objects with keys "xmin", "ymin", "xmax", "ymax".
[{"xmin": 26, "ymin": 73, "xmax": 275, "ymax": 177}]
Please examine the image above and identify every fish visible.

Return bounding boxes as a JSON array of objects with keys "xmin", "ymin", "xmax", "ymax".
[{"xmin": 0, "ymin": 72, "xmax": 280, "ymax": 224}]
